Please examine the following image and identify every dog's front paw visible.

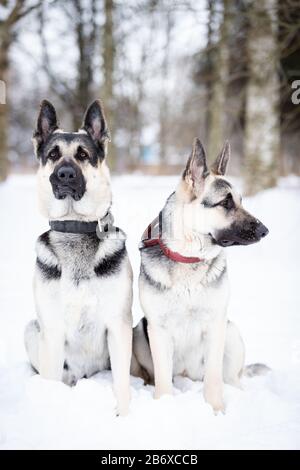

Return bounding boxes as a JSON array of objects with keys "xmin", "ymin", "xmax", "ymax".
[
  {"xmin": 115, "ymin": 391, "xmax": 131, "ymax": 417},
  {"xmin": 116, "ymin": 404, "xmax": 129, "ymax": 417},
  {"xmin": 203, "ymin": 383, "xmax": 225, "ymax": 415},
  {"xmin": 154, "ymin": 386, "xmax": 173, "ymax": 400}
]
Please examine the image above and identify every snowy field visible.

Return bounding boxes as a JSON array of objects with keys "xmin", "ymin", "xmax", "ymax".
[{"xmin": 0, "ymin": 173, "xmax": 299, "ymax": 450}]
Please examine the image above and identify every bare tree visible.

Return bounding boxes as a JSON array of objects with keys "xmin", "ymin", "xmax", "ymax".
[
  {"xmin": 73, "ymin": 0, "xmax": 97, "ymax": 128},
  {"xmin": 102, "ymin": 0, "xmax": 116, "ymax": 168},
  {"xmin": 207, "ymin": 0, "xmax": 230, "ymax": 163},
  {"xmin": 159, "ymin": 7, "xmax": 174, "ymax": 164},
  {"xmin": 244, "ymin": 0, "xmax": 280, "ymax": 194},
  {"xmin": 205, "ymin": 0, "xmax": 216, "ymax": 139},
  {"xmin": 38, "ymin": 0, "xmax": 97, "ymax": 129},
  {"xmin": 278, "ymin": 0, "xmax": 300, "ymax": 175},
  {"xmin": 113, "ymin": 0, "xmax": 160, "ymax": 168},
  {"xmin": 0, "ymin": 0, "xmax": 40, "ymax": 181}
]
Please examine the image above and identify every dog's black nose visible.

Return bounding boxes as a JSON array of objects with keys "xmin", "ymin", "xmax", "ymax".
[
  {"xmin": 57, "ymin": 165, "xmax": 76, "ymax": 182},
  {"xmin": 255, "ymin": 221, "xmax": 269, "ymax": 239}
]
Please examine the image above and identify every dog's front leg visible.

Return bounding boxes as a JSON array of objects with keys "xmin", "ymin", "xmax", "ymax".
[
  {"xmin": 148, "ymin": 322, "xmax": 173, "ymax": 399},
  {"xmin": 35, "ymin": 280, "xmax": 64, "ymax": 381},
  {"xmin": 203, "ymin": 312, "xmax": 227, "ymax": 414},
  {"xmin": 39, "ymin": 326, "xmax": 64, "ymax": 381},
  {"xmin": 107, "ymin": 319, "xmax": 132, "ymax": 416}
]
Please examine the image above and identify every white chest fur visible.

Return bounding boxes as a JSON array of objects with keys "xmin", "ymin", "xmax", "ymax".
[
  {"xmin": 34, "ymin": 230, "xmax": 133, "ymax": 380},
  {"xmin": 139, "ymin": 250, "xmax": 229, "ymax": 379}
]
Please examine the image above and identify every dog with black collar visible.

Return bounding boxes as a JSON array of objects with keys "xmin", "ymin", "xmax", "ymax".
[{"xmin": 24, "ymin": 100, "xmax": 133, "ymax": 416}]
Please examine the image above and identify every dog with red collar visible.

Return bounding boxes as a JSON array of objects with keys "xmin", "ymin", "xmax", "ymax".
[{"xmin": 131, "ymin": 138, "xmax": 270, "ymax": 413}]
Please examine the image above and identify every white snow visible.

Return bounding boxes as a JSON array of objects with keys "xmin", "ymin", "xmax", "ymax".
[{"xmin": 0, "ymin": 173, "xmax": 299, "ymax": 450}]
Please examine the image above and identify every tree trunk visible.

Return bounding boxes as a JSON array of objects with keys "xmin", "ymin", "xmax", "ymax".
[
  {"xmin": 73, "ymin": 0, "xmax": 96, "ymax": 129},
  {"xmin": 244, "ymin": 0, "xmax": 280, "ymax": 195},
  {"xmin": 103, "ymin": 0, "xmax": 116, "ymax": 169},
  {"xmin": 0, "ymin": 25, "xmax": 10, "ymax": 181},
  {"xmin": 207, "ymin": 0, "xmax": 230, "ymax": 163},
  {"xmin": 205, "ymin": 0, "xmax": 215, "ymax": 141},
  {"xmin": 0, "ymin": 0, "xmax": 41, "ymax": 181},
  {"xmin": 159, "ymin": 9, "xmax": 173, "ymax": 164}
]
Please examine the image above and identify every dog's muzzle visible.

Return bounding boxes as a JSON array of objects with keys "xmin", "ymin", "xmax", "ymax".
[
  {"xmin": 212, "ymin": 219, "xmax": 269, "ymax": 247},
  {"xmin": 49, "ymin": 162, "xmax": 86, "ymax": 201}
]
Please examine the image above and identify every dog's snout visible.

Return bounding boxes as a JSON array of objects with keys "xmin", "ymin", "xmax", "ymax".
[
  {"xmin": 255, "ymin": 221, "xmax": 269, "ymax": 239},
  {"xmin": 57, "ymin": 165, "xmax": 76, "ymax": 182},
  {"xmin": 220, "ymin": 239, "xmax": 234, "ymax": 247},
  {"xmin": 50, "ymin": 161, "xmax": 86, "ymax": 201},
  {"xmin": 213, "ymin": 217, "xmax": 269, "ymax": 247}
]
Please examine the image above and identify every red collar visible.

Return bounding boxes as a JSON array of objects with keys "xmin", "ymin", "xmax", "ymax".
[
  {"xmin": 141, "ymin": 213, "xmax": 204, "ymax": 264},
  {"xmin": 143, "ymin": 237, "xmax": 204, "ymax": 263}
]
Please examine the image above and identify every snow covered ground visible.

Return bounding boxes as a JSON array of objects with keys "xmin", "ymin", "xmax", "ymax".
[{"xmin": 0, "ymin": 173, "xmax": 299, "ymax": 450}]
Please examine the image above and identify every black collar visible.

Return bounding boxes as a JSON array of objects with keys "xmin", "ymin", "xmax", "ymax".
[{"xmin": 49, "ymin": 220, "xmax": 98, "ymax": 234}]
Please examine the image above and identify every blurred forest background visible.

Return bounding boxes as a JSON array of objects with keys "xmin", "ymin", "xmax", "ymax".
[{"xmin": 0, "ymin": 0, "xmax": 299, "ymax": 194}]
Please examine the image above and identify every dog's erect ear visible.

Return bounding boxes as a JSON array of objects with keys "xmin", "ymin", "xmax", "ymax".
[
  {"xmin": 82, "ymin": 100, "xmax": 110, "ymax": 144},
  {"xmin": 182, "ymin": 138, "xmax": 208, "ymax": 195},
  {"xmin": 34, "ymin": 100, "xmax": 58, "ymax": 147},
  {"xmin": 211, "ymin": 141, "xmax": 230, "ymax": 176}
]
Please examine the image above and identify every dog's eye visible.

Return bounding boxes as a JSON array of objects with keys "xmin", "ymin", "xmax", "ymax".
[
  {"xmin": 219, "ymin": 193, "xmax": 234, "ymax": 210},
  {"xmin": 48, "ymin": 147, "xmax": 60, "ymax": 161},
  {"xmin": 76, "ymin": 149, "xmax": 88, "ymax": 161}
]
